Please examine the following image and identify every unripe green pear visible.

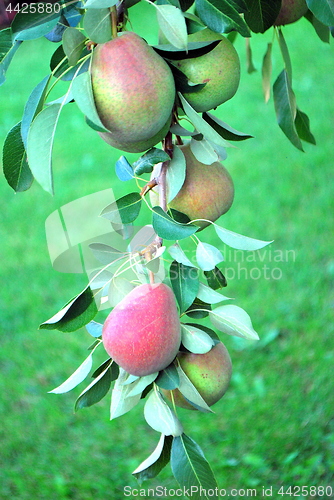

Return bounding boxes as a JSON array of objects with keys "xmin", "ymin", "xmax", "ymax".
[
  {"xmin": 91, "ymin": 32, "xmax": 176, "ymax": 150},
  {"xmin": 98, "ymin": 116, "xmax": 172, "ymax": 153},
  {"xmin": 102, "ymin": 283, "xmax": 181, "ymax": 377},
  {"xmin": 150, "ymin": 143, "xmax": 234, "ymax": 230},
  {"xmin": 163, "ymin": 342, "xmax": 232, "ymax": 410},
  {"xmin": 274, "ymin": 0, "xmax": 308, "ymax": 26},
  {"xmin": 172, "ymin": 28, "xmax": 240, "ymax": 112}
]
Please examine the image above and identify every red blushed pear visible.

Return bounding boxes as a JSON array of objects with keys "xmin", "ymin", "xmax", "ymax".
[
  {"xmin": 163, "ymin": 342, "xmax": 232, "ymax": 410},
  {"xmin": 91, "ymin": 31, "xmax": 176, "ymax": 152},
  {"xmin": 274, "ymin": 0, "xmax": 308, "ymax": 25},
  {"xmin": 102, "ymin": 283, "xmax": 181, "ymax": 377}
]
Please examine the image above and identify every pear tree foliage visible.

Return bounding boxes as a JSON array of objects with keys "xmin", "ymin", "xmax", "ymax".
[{"xmin": 1, "ymin": 0, "xmax": 333, "ymax": 494}]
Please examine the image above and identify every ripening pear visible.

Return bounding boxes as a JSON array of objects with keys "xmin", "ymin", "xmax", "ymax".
[
  {"xmin": 274, "ymin": 0, "xmax": 308, "ymax": 25},
  {"xmin": 102, "ymin": 283, "xmax": 181, "ymax": 377},
  {"xmin": 171, "ymin": 28, "xmax": 240, "ymax": 112},
  {"xmin": 91, "ymin": 32, "xmax": 176, "ymax": 152},
  {"xmin": 163, "ymin": 342, "xmax": 232, "ymax": 410},
  {"xmin": 150, "ymin": 143, "xmax": 234, "ymax": 230}
]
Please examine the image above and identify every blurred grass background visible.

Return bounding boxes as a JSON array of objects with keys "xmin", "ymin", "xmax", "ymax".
[{"xmin": 1, "ymin": 3, "xmax": 334, "ymax": 499}]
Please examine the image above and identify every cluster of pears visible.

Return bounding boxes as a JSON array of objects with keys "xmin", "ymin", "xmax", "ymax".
[{"xmin": 102, "ymin": 282, "xmax": 232, "ymax": 410}]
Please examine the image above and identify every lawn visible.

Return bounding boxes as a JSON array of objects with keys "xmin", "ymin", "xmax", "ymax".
[{"xmin": 1, "ymin": 4, "xmax": 334, "ymax": 499}]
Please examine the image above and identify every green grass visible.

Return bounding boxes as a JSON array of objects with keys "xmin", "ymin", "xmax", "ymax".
[{"xmin": 1, "ymin": 6, "xmax": 334, "ymax": 499}]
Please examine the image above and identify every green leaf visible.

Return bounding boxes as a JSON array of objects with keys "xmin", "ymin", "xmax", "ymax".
[
  {"xmin": 215, "ymin": 224, "xmax": 273, "ymax": 250},
  {"xmin": 108, "ymin": 277, "xmax": 135, "ymax": 307},
  {"xmin": 169, "ymin": 261, "xmax": 200, "ymax": 313},
  {"xmin": 85, "ymin": 320, "xmax": 103, "ymax": 338},
  {"xmin": 277, "ymin": 28, "xmax": 292, "ymax": 82},
  {"xmin": 2, "ymin": 122, "xmax": 33, "ymax": 192},
  {"xmin": 196, "ymin": 241, "xmax": 223, "ymax": 271},
  {"xmin": 203, "ymin": 112, "xmax": 253, "ymax": 141},
  {"xmin": 179, "ymin": 93, "xmax": 232, "ymax": 149},
  {"xmin": 11, "ymin": 9, "xmax": 61, "ymax": 41},
  {"xmin": 40, "ymin": 286, "xmax": 98, "ymax": 332},
  {"xmin": 304, "ymin": 10, "xmax": 330, "ymax": 43},
  {"xmin": 83, "ymin": 8, "xmax": 112, "ymax": 44},
  {"xmin": 89, "ymin": 243, "xmax": 124, "ymax": 265},
  {"xmin": 171, "ymin": 434, "xmax": 218, "ymax": 496},
  {"xmin": 181, "ymin": 324, "xmax": 215, "ymax": 354},
  {"xmin": 294, "ymin": 108, "xmax": 316, "ymax": 145},
  {"xmin": 190, "ymin": 137, "xmax": 219, "ymax": 164},
  {"xmin": 75, "ymin": 361, "xmax": 113, "ymax": 410},
  {"xmin": 50, "ymin": 44, "xmax": 90, "ymax": 81},
  {"xmin": 92, "ymin": 358, "xmax": 119, "ymax": 378},
  {"xmin": 185, "ymin": 323, "xmax": 220, "ymax": 342},
  {"xmin": 244, "ymin": 0, "xmax": 282, "ymax": 33},
  {"xmin": 204, "ymin": 266, "xmax": 227, "ymax": 289},
  {"xmin": 133, "ymin": 148, "xmax": 170, "ymax": 176},
  {"xmin": 273, "ymin": 69, "xmax": 303, "ymax": 151},
  {"xmin": 62, "ymin": 27, "xmax": 87, "ymax": 67},
  {"xmin": 144, "ymin": 387, "xmax": 183, "ymax": 436},
  {"xmin": 127, "ymin": 373, "xmax": 159, "ymax": 397},
  {"xmin": 155, "ymin": 364, "xmax": 180, "ymax": 390},
  {"xmin": 133, "ymin": 434, "xmax": 173, "ymax": 485},
  {"xmin": 262, "ymin": 42, "xmax": 272, "ymax": 103},
  {"xmin": 153, "ymin": 40, "xmax": 220, "ymax": 60},
  {"xmin": 197, "ymin": 282, "xmax": 230, "ymax": 304},
  {"xmin": 116, "ymin": 155, "xmax": 134, "ymax": 181},
  {"xmin": 175, "ymin": 365, "xmax": 213, "ymax": 412},
  {"xmin": 195, "ymin": 0, "xmax": 251, "ymax": 36},
  {"xmin": 166, "ymin": 145, "xmax": 186, "ymax": 202},
  {"xmin": 168, "ymin": 243, "xmax": 195, "ymax": 267},
  {"xmin": 85, "ymin": 0, "xmax": 118, "ymax": 8},
  {"xmin": 110, "ymin": 368, "xmax": 142, "ymax": 419},
  {"xmin": 71, "ymin": 71, "xmax": 109, "ymax": 132},
  {"xmin": 152, "ymin": 206, "xmax": 198, "ymax": 240},
  {"xmin": 49, "ymin": 352, "xmax": 94, "ymax": 394},
  {"xmin": 21, "ymin": 75, "xmax": 51, "ymax": 148},
  {"xmin": 0, "ymin": 29, "xmax": 21, "ymax": 86},
  {"xmin": 155, "ymin": 4, "xmax": 188, "ymax": 50},
  {"xmin": 209, "ymin": 304, "xmax": 259, "ymax": 340},
  {"xmin": 100, "ymin": 192, "xmax": 142, "ymax": 224},
  {"xmin": 27, "ymin": 103, "xmax": 63, "ymax": 194},
  {"xmin": 306, "ymin": 0, "xmax": 334, "ymax": 26}
]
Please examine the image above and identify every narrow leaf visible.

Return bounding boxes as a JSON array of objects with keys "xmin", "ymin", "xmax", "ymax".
[
  {"xmin": 244, "ymin": 0, "xmax": 282, "ymax": 33},
  {"xmin": 295, "ymin": 108, "xmax": 316, "ymax": 145},
  {"xmin": 190, "ymin": 137, "xmax": 218, "ymax": 165},
  {"xmin": 306, "ymin": 0, "xmax": 334, "ymax": 26},
  {"xmin": 155, "ymin": 364, "xmax": 180, "ymax": 390},
  {"xmin": 168, "ymin": 243, "xmax": 195, "ymax": 268},
  {"xmin": 110, "ymin": 368, "xmax": 142, "ymax": 419},
  {"xmin": 133, "ymin": 147, "xmax": 170, "ymax": 176},
  {"xmin": 166, "ymin": 145, "xmax": 186, "ymax": 202},
  {"xmin": 115, "ymin": 155, "xmax": 134, "ymax": 181},
  {"xmin": 71, "ymin": 71, "xmax": 109, "ymax": 132},
  {"xmin": 127, "ymin": 373, "xmax": 159, "ymax": 397},
  {"xmin": 144, "ymin": 388, "xmax": 183, "ymax": 436},
  {"xmin": 85, "ymin": 0, "xmax": 118, "ymax": 8},
  {"xmin": 0, "ymin": 29, "xmax": 21, "ymax": 86},
  {"xmin": 215, "ymin": 224, "xmax": 273, "ymax": 250},
  {"xmin": 171, "ymin": 434, "xmax": 218, "ymax": 496},
  {"xmin": 152, "ymin": 206, "xmax": 198, "ymax": 240},
  {"xmin": 2, "ymin": 122, "xmax": 33, "ymax": 192},
  {"xmin": 197, "ymin": 282, "xmax": 230, "ymax": 304},
  {"xmin": 155, "ymin": 4, "xmax": 188, "ymax": 50},
  {"xmin": 86, "ymin": 320, "xmax": 103, "ymax": 338},
  {"xmin": 262, "ymin": 42, "xmax": 272, "ymax": 103},
  {"xmin": 75, "ymin": 361, "xmax": 113, "ymax": 410},
  {"xmin": 133, "ymin": 434, "xmax": 173, "ymax": 484},
  {"xmin": 100, "ymin": 192, "xmax": 142, "ymax": 224},
  {"xmin": 12, "ymin": 10, "xmax": 60, "ymax": 41},
  {"xmin": 196, "ymin": 241, "xmax": 223, "ymax": 271},
  {"xmin": 204, "ymin": 266, "xmax": 227, "ymax": 289},
  {"xmin": 27, "ymin": 103, "xmax": 62, "ymax": 194},
  {"xmin": 203, "ymin": 112, "xmax": 253, "ymax": 141},
  {"xmin": 273, "ymin": 69, "xmax": 303, "ymax": 151},
  {"xmin": 40, "ymin": 286, "xmax": 98, "ymax": 332},
  {"xmin": 83, "ymin": 7, "xmax": 112, "ymax": 44},
  {"xmin": 176, "ymin": 365, "xmax": 213, "ymax": 412},
  {"xmin": 62, "ymin": 27, "xmax": 87, "ymax": 67},
  {"xmin": 21, "ymin": 75, "xmax": 51, "ymax": 148},
  {"xmin": 169, "ymin": 261, "xmax": 199, "ymax": 313},
  {"xmin": 181, "ymin": 324, "xmax": 215, "ymax": 354},
  {"xmin": 277, "ymin": 28, "xmax": 292, "ymax": 82},
  {"xmin": 49, "ymin": 352, "xmax": 93, "ymax": 394},
  {"xmin": 195, "ymin": 0, "xmax": 251, "ymax": 36},
  {"xmin": 209, "ymin": 304, "xmax": 259, "ymax": 340}
]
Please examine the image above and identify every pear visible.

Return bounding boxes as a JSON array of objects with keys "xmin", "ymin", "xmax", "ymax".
[
  {"xmin": 163, "ymin": 342, "xmax": 232, "ymax": 410},
  {"xmin": 91, "ymin": 32, "xmax": 176, "ymax": 150},
  {"xmin": 274, "ymin": 0, "xmax": 308, "ymax": 26},
  {"xmin": 150, "ymin": 143, "xmax": 234, "ymax": 230},
  {"xmin": 172, "ymin": 28, "xmax": 240, "ymax": 112},
  {"xmin": 102, "ymin": 283, "xmax": 181, "ymax": 376}
]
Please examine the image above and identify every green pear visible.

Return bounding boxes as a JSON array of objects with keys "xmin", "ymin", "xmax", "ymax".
[
  {"xmin": 164, "ymin": 342, "xmax": 232, "ymax": 410},
  {"xmin": 91, "ymin": 32, "xmax": 176, "ymax": 149},
  {"xmin": 172, "ymin": 28, "xmax": 240, "ymax": 112},
  {"xmin": 150, "ymin": 143, "xmax": 234, "ymax": 230},
  {"xmin": 274, "ymin": 0, "xmax": 308, "ymax": 25},
  {"xmin": 102, "ymin": 283, "xmax": 181, "ymax": 377},
  {"xmin": 98, "ymin": 116, "xmax": 172, "ymax": 153}
]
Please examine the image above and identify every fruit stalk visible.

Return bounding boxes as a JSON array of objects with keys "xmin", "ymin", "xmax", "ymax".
[{"xmin": 110, "ymin": 6, "xmax": 118, "ymax": 39}]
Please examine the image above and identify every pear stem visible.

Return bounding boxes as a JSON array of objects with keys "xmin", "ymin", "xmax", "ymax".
[
  {"xmin": 144, "ymin": 249, "xmax": 155, "ymax": 284},
  {"xmin": 110, "ymin": 6, "xmax": 118, "ymax": 39}
]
